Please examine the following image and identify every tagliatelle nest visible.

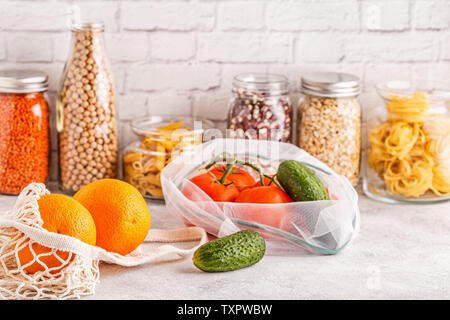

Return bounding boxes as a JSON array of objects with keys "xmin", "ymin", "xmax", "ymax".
[{"xmin": 0, "ymin": 183, "xmax": 207, "ymax": 300}]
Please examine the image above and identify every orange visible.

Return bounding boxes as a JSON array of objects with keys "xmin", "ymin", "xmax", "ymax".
[
  {"xmin": 73, "ymin": 179, "xmax": 151, "ymax": 256},
  {"xmin": 15, "ymin": 194, "xmax": 96, "ymax": 274}
]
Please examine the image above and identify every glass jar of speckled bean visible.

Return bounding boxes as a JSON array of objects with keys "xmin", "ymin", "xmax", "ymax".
[
  {"xmin": 0, "ymin": 70, "xmax": 50, "ymax": 195},
  {"xmin": 56, "ymin": 22, "xmax": 118, "ymax": 194},
  {"xmin": 227, "ymin": 73, "xmax": 292, "ymax": 143}
]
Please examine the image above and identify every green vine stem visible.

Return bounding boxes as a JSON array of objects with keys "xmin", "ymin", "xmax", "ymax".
[
  {"xmin": 208, "ymin": 170, "xmax": 235, "ymax": 186},
  {"xmin": 235, "ymin": 160, "xmax": 265, "ymax": 186},
  {"xmin": 205, "ymin": 152, "xmax": 234, "ymax": 170},
  {"xmin": 203, "ymin": 152, "xmax": 285, "ymax": 190},
  {"xmin": 263, "ymin": 174, "xmax": 284, "ymax": 190},
  {"xmin": 219, "ymin": 161, "xmax": 237, "ymax": 184}
]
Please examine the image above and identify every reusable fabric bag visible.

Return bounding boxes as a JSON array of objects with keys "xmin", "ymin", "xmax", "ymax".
[
  {"xmin": 0, "ymin": 183, "xmax": 207, "ymax": 300},
  {"xmin": 161, "ymin": 138, "xmax": 360, "ymax": 255}
]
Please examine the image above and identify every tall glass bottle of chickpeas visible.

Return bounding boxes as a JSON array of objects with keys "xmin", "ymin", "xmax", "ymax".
[
  {"xmin": 297, "ymin": 72, "xmax": 361, "ymax": 186},
  {"xmin": 56, "ymin": 22, "xmax": 118, "ymax": 193}
]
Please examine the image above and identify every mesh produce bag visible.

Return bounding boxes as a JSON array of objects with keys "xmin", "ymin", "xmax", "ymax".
[
  {"xmin": 161, "ymin": 139, "xmax": 360, "ymax": 255},
  {"xmin": 0, "ymin": 183, "xmax": 207, "ymax": 300}
]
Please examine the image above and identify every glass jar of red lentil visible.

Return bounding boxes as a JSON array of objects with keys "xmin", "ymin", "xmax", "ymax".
[{"xmin": 0, "ymin": 70, "xmax": 50, "ymax": 195}]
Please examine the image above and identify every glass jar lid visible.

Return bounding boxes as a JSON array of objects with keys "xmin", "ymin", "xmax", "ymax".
[
  {"xmin": 233, "ymin": 73, "xmax": 289, "ymax": 95},
  {"xmin": 0, "ymin": 69, "xmax": 49, "ymax": 93},
  {"xmin": 301, "ymin": 72, "xmax": 360, "ymax": 98}
]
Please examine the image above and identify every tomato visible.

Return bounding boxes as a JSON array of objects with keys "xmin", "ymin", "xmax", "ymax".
[
  {"xmin": 188, "ymin": 172, "xmax": 240, "ymax": 202},
  {"xmin": 182, "ymin": 171, "xmax": 241, "ymax": 228},
  {"xmin": 209, "ymin": 165, "xmax": 256, "ymax": 189},
  {"xmin": 183, "ymin": 165, "xmax": 254, "ymax": 203},
  {"xmin": 234, "ymin": 186, "xmax": 293, "ymax": 230},
  {"xmin": 235, "ymin": 186, "xmax": 292, "ymax": 204}
]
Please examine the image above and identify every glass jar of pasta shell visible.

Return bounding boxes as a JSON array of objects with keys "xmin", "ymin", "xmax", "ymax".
[
  {"xmin": 122, "ymin": 116, "xmax": 214, "ymax": 200},
  {"xmin": 297, "ymin": 72, "xmax": 361, "ymax": 186},
  {"xmin": 363, "ymin": 80, "xmax": 450, "ymax": 204},
  {"xmin": 56, "ymin": 21, "xmax": 118, "ymax": 194}
]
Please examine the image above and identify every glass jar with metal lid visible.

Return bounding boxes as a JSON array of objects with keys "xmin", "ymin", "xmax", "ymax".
[
  {"xmin": 228, "ymin": 73, "xmax": 292, "ymax": 142},
  {"xmin": 0, "ymin": 70, "xmax": 50, "ymax": 194},
  {"xmin": 297, "ymin": 72, "xmax": 361, "ymax": 186}
]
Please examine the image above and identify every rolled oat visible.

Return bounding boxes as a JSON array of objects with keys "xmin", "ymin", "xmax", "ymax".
[
  {"xmin": 297, "ymin": 72, "xmax": 361, "ymax": 186},
  {"xmin": 298, "ymin": 96, "xmax": 361, "ymax": 185}
]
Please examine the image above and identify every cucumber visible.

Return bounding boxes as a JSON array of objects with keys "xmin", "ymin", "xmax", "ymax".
[
  {"xmin": 277, "ymin": 160, "xmax": 330, "ymax": 201},
  {"xmin": 193, "ymin": 230, "xmax": 266, "ymax": 272}
]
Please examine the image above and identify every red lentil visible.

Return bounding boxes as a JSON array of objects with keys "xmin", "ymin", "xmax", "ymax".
[{"xmin": 0, "ymin": 92, "xmax": 49, "ymax": 194}]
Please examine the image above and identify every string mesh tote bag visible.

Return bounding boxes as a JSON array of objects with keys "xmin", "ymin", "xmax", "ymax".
[
  {"xmin": 0, "ymin": 183, "xmax": 207, "ymax": 300},
  {"xmin": 161, "ymin": 138, "xmax": 360, "ymax": 255}
]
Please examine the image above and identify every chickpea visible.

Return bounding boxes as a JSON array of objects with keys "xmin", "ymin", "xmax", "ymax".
[{"xmin": 59, "ymin": 27, "xmax": 118, "ymax": 192}]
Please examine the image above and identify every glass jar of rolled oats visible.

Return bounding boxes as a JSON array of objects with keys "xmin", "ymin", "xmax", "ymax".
[
  {"xmin": 297, "ymin": 72, "xmax": 361, "ymax": 186},
  {"xmin": 56, "ymin": 22, "xmax": 118, "ymax": 194}
]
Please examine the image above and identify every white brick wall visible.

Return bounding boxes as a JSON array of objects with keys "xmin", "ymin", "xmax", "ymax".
[
  {"xmin": 266, "ymin": 1, "xmax": 360, "ymax": 31},
  {"xmin": 198, "ymin": 33, "xmax": 293, "ymax": 63},
  {"xmin": 361, "ymin": 1, "xmax": 410, "ymax": 31},
  {"xmin": 121, "ymin": 2, "xmax": 215, "ymax": 31},
  {"xmin": 0, "ymin": 0, "xmax": 449, "ymax": 182}
]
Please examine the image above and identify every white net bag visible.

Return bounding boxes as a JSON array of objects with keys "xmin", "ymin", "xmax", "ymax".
[
  {"xmin": 161, "ymin": 139, "xmax": 360, "ymax": 255},
  {"xmin": 0, "ymin": 183, "xmax": 207, "ymax": 300}
]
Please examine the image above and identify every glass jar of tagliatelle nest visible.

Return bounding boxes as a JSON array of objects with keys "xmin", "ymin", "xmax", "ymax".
[
  {"xmin": 363, "ymin": 80, "xmax": 450, "ymax": 204},
  {"xmin": 123, "ymin": 116, "xmax": 214, "ymax": 200}
]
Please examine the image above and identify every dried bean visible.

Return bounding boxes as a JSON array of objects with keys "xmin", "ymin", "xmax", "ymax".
[{"xmin": 228, "ymin": 89, "xmax": 292, "ymax": 142}]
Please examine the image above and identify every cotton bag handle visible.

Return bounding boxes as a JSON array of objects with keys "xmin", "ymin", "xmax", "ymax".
[{"xmin": 0, "ymin": 183, "xmax": 207, "ymax": 267}]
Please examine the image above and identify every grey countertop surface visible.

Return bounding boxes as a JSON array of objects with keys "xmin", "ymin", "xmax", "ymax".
[{"xmin": 0, "ymin": 186, "xmax": 449, "ymax": 300}]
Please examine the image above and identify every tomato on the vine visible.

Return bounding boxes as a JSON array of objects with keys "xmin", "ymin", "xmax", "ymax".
[
  {"xmin": 235, "ymin": 186, "xmax": 292, "ymax": 204},
  {"xmin": 234, "ymin": 186, "xmax": 293, "ymax": 229},
  {"xmin": 187, "ymin": 172, "xmax": 240, "ymax": 202},
  {"xmin": 209, "ymin": 165, "xmax": 256, "ymax": 189}
]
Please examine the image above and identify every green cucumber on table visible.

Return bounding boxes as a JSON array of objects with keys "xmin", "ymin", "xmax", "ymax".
[
  {"xmin": 277, "ymin": 160, "xmax": 330, "ymax": 201},
  {"xmin": 193, "ymin": 230, "xmax": 266, "ymax": 272}
]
